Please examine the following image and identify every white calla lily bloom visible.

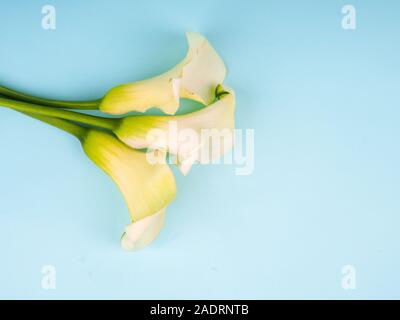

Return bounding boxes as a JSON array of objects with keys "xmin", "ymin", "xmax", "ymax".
[
  {"xmin": 100, "ymin": 32, "xmax": 226, "ymax": 115},
  {"xmin": 113, "ymin": 86, "xmax": 235, "ymax": 175},
  {"xmin": 82, "ymin": 130, "xmax": 176, "ymax": 250}
]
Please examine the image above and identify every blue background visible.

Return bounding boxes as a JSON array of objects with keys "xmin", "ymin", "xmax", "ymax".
[{"xmin": 0, "ymin": 0, "xmax": 399, "ymax": 299}]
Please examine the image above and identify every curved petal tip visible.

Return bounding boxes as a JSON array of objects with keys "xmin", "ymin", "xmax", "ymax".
[{"xmin": 121, "ymin": 209, "xmax": 166, "ymax": 251}]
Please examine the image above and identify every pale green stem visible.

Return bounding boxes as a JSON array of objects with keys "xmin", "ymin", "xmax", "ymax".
[
  {"xmin": 21, "ymin": 112, "xmax": 87, "ymax": 140},
  {"xmin": 0, "ymin": 97, "xmax": 119, "ymax": 131},
  {"xmin": 0, "ymin": 85, "xmax": 100, "ymax": 110}
]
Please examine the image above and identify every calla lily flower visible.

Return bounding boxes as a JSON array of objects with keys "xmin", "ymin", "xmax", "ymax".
[
  {"xmin": 83, "ymin": 130, "xmax": 176, "ymax": 250},
  {"xmin": 114, "ymin": 86, "xmax": 235, "ymax": 175},
  {"xmin": 99, "ymin": 32, "xmax": 226, "ymax": 115},
  {"xmin": 0, "ymin": 106, "xmax": 177, "ymax": 251}
]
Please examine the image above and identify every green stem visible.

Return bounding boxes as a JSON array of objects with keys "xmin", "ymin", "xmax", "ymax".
[
  {"xmin": 0, "ymin": 97, "xmax": 119, "ymax": 131},
  {"xmin": 21, "ymin": 112, "xmax": 87, "ymax": 140},
  {"xmin": 0, "ymin": 85, "xmax": 100, "ymax": 110}
]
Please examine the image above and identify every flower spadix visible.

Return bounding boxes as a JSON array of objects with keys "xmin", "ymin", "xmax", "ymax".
[
  {"xmin": 99, "ymin": 32, "xmax": 226, "ymax": 115},
  {"xmin": 114, "ymin": 86, "xmax": 235, "ymax": 175}
]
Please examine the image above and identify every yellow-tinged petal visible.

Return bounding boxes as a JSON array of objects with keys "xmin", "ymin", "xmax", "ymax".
[
  {"xmin": 114, "ymin": 87, "xmax": 236, "ymax": 175},
  {"xmin": 82, "ymin": 130, "xmax": 176, "ymax": 222},
  {"xmin": 99, "ymin": 32, "xmax": 226, "ymax": 115},
  {"xmin": 121, "ymin": 209, "xmax": 165, "ymax": 251},
  {"xmin": 11, "ymin": 111, "xmax": 176, "ymax": 251}
]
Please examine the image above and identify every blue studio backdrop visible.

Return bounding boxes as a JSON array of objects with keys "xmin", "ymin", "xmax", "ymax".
[{"xmin": 0, "ymin": 0, "xmax": 399, "ymax": 299}]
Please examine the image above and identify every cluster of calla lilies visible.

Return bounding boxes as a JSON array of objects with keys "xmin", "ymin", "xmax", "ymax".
[{"xmin": 0, "ymin": 32, "xmax": 235, "ymax": 251}]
